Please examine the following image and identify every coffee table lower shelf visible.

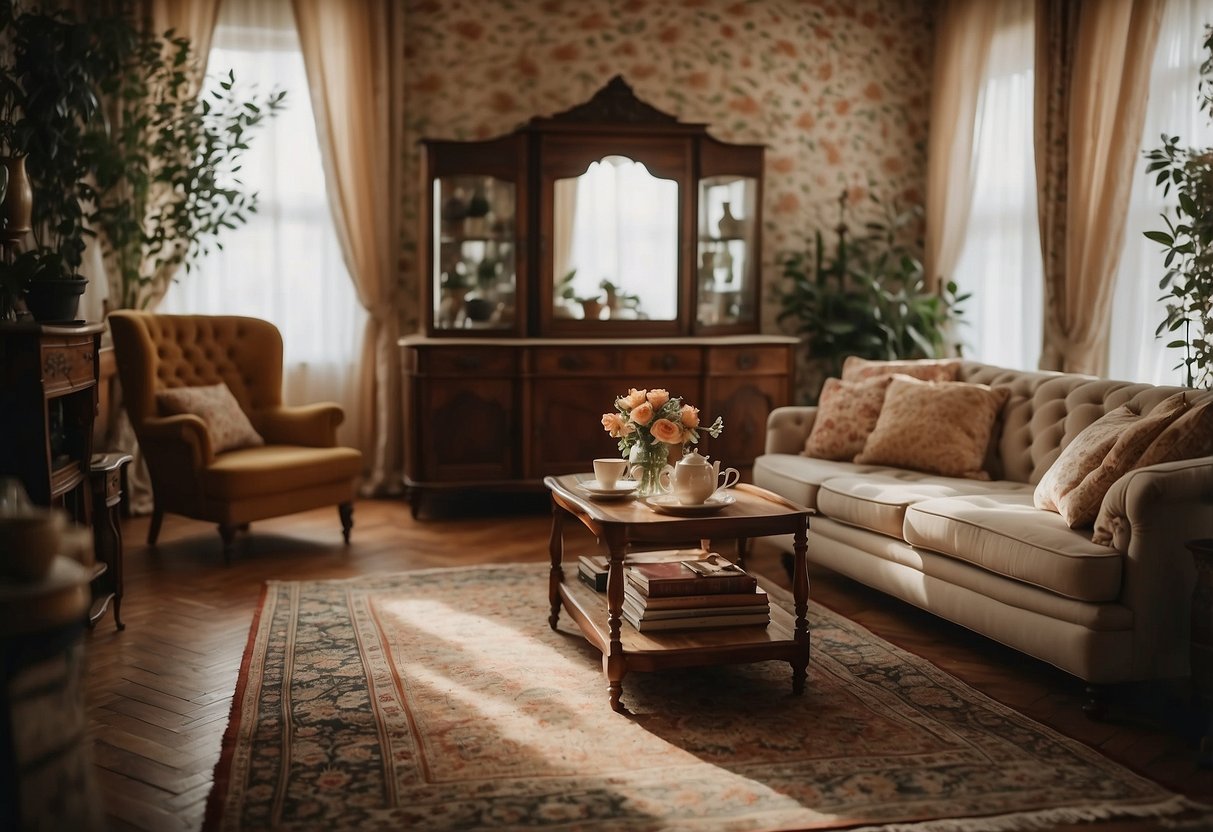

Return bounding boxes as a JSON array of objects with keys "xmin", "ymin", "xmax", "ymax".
[{"xmin": 558, "ymin": 577, "xmax": 807, "ymax": 682}]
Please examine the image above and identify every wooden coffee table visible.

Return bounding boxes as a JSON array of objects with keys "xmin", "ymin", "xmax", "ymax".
[{"xmin": 543, "ymin": 474, "xmax": 811, "ymax": 712}]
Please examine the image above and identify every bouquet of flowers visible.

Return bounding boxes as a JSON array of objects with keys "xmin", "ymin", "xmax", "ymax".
[{"xmin": 600, "ymin": 388, "xmax": 724, "ymax": 456}]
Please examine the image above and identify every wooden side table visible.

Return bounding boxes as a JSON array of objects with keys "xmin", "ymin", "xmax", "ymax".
[{"xmin": 88, "ymin": 452, "xmax": 132, "ymax": 630}]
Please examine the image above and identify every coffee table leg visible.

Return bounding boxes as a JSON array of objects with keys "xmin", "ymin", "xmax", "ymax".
[
  {"xmin": 790, "ymin": 519, "xmax": 810, "ymax": 695},
  {"xmin": 548, "ymin": 501, "xmax": 566, "ymax": 630},
  {"xmin": 604, "ymin": 529, "xmax": 628, "ymax": 711}
]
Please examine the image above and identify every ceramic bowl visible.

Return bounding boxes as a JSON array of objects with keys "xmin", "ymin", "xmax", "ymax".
[{"xmin": 0, "ymin": 508, "xmax": 66, "ymax": 581}]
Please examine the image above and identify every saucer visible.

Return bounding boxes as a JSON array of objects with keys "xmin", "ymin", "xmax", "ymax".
[
  {"xmin": 643, "ymin": 492, "xmax": 736, "ymax": 516},
  {"xmin": 578, "ymin": 479, "xmax": 639, "ymax": 499}
]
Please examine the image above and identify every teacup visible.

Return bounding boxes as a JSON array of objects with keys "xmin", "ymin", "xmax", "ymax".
[{"xmin": 592, "ymin": 458, "xmax": 628, "ymax": 488}]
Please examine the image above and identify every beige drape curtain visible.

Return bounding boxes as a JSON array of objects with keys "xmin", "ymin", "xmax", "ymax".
[
  {"xmin": 924, "ymin": 0, "xmax": 999, "ymax": 293},
  {"xmin": 1035, "ymin": 0, "xmax": 1164, "ymax": 374},
  {"xmin": 291, "ymin": 0, "xmax": 404, "ymax": 494},
  {"xmin": 151, "ymin": 0, "xmax": 221, "ymax": 82}
]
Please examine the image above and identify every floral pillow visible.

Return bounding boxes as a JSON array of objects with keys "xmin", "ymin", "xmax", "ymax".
[
  {"xmin": 853, "ymin": 375, "xmax": 1010, "ymax": 479},
  {"xmin": 803, "ymin": 375, "xmax": 894, "ymax": 461},
  {"xmin": 841, "ymin": 355, "xmax": 961, "ymax": 383},
  {"xmin": 1033, "ymin": 393, "xmax": 1188, "ymax": 528},
  {"xmin": 156, "ymin": 383, "xmax": 265, "ymax": 454},
  {"xmin": 1092, "ymin": 395, "xmax": 1213, "ymax": 545}
]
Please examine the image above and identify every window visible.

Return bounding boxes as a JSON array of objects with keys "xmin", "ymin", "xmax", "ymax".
[
  {"xmin": 160, "ymin": 0, "xmax": 366, "ymax": 447},
  {"xmin": 1107, "ymin": 0, "xmax": 1213, "ymax": 384}
]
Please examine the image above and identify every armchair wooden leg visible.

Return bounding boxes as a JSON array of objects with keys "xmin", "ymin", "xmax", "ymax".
[
  {"xmin": 147, "ymin": 507, "xmax": 164, "ymax": 546},
  {"xmin": 339, "ymin": 502, "xmax": 354, "ymax": 544},
  {"xmin": 218, "ymin": 524, "xmax": 237, "ymax": 564}
]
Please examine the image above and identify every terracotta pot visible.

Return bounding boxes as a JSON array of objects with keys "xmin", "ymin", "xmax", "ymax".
[{"xmin": 0, "ymin": 155, "xmax": 33, "ymax": 242}]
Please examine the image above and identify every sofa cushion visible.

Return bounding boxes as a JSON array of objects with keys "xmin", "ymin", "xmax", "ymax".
[
  {"xmin": 854, "ymin": 376, "xmax": 1010, "ymax": 479},
  {"xmin": 203, "ymin": 445, "xmax": 362, "ymax": 500},
  {"xmin": 804, "ymin": 375, "xmax": 893, "ymax": 460},
  {"xmin": 750, "ymin": 454, "xmax": 900, "ymax": 511},
  {"xmin": 903, "ymin": 494, "xmax": 1122, "ymax": 603},
  {"xmin": 842, "ymin": 356, "xmax": 961, "ymax": 382},
  {"xmin": 818, "ymin": 474, "xmax": 1034, "ymax": 538},
  {"xmin": 1033, "ymin": 393, "xmax": 1187, "ymax": 527},
  {"xmin": 157, "ymin": 383, "xmax": 265, "ymax": 454}
]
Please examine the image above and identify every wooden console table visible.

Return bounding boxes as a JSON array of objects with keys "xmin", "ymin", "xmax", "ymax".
[{"xmin": 544, "ymin": 475, "xmax": 811, "ymax": 712}]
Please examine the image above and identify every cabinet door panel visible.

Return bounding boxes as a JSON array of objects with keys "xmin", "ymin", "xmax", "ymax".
[
  {"xmin": 420, "ymin": 380, "xmax": 515, "ymax": 482},
  {"xmin": 702, "ymin": 376, "xmax": 787, "ymax": 477},
  {"xmin": 528, "ymin": 380, "xmax": 621, "ymax": 477}
]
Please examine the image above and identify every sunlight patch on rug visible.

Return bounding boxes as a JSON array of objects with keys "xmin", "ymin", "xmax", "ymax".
[{"xmin": 206, "ymin": 564, "xmax": 1211, "ymax": 831}]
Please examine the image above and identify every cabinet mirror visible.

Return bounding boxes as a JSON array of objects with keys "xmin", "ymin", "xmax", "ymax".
[{"xmin": 551, "ymin": 155, "xmax": 679, "ymax": 323}]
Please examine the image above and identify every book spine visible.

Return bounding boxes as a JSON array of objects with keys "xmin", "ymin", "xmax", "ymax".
[
  {"xmin": 624, "ymin": 585, "xmax": 767, "ymax": 610},
  {"xmin": 630, "ymin": 574, "xmax": 757, "ymax": 598},
  {"xmin": 578, "ymin": 569, "xmax": 606, "ymax": 592}
]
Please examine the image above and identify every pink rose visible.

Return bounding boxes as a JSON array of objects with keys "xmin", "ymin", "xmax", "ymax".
[
  {"xmin": 630, "ymin": 402, "xmax": 654, "ymax": 426},
  {"xmin": 616, "ymin": 388, "xmax": 647, "ymax": 410},
  {"xmin": 646, "ymin": 388, "xmax": 670, "ymax": 407},
  {"xmin": 679, "ymin": 404, "xmax": 700, "ymax": 428},
  {"xmin": 602, "ymin": 412, "xmax": 624, "ymax": 436},
  {"xmin": 650, "ymin": 418, "xmax": 683, "ymax": 444}
]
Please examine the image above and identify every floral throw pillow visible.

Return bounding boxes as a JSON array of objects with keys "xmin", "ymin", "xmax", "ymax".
[
  {"xmin": 156, "ymin": 383, "xmax": 265, "ymax": 454},
  {"xmin": 1092, "ymin": 395, "xmax": 1213, "ymax": 545},
  {"xmin": 841, "ymin": 355, "xmax": 961, "ymax": 383},
  {"xmin": 803, "ymin": 375, "xmax": 894, "ymax": 461},
  {"xmin": 1034, "ymin": 393, "xmax": 1188, "ymax": 528},
  {"xmin": 853, "ymin": 375, "xmax": 1010, "ymax": 479}
]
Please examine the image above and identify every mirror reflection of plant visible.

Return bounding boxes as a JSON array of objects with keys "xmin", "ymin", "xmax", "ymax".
[
  {"xmin": 1144, "ymin": 27, "xmax": 1213, "ymax": 389},
  {"xmin": 89, "ymin": 29, "xmax": 286, "ymax": 310},
  {"xmin": 776, "ymin": 191, "xmax": 968, "ymax": 401}
]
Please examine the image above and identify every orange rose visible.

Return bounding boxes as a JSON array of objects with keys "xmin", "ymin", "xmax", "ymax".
[
  {"xmin": 601, "ymin": 413, "xmax": 626, "ymax": 437},
  {"xmin": 630, "ymin": 402, "xmax": 654, "ymax": 426},
  {"xmin": 650, "ymin": 418, "xmax": 683, "ymax": 444},
  {"xmin": 680, "ymin": 404, "xmax": 700, "ymax": 428},
  {"xmin": 617, "ymin": 388, "xmax": 647, "ymax": 410},
  {"xmin": 646, "ymin": 388, "xmax": 670, "ymax": 407}
]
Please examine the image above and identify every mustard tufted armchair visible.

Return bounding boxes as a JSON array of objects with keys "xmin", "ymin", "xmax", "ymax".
[{"xmin": 109, "ymin": 311, "xmax": 363, "ymax": 560}]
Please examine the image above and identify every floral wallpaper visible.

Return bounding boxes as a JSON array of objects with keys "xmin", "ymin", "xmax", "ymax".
[{"xmin": 399, "ymin": 0, "xmax": 935, "ymax": 334}]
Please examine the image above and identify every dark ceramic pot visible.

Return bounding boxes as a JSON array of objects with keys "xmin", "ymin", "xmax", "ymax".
[
  {"xmin": 24, "ymin": 277, "xmax": 87, "ymax": 323},
  {"xmin": 1189, "ymin": 539, "xmax": 1213, "ymax": 767}
]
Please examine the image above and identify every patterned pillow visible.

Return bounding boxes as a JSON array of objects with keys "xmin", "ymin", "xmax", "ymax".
[
  {"xmin": 841, "ymin": 355, "xmax": 961, "ymax": 383},
  {"xmin": 1033, "ymin": 393, "xmax": 1188, "ymax": 528},
  {"xmin": 853, "ymin": 376, "xmax": 1010, "ymax": 479},
  {"xmin": 1092, "ymin": 395, "xmax": 1213, "ymax": 545},
  {"xmin": 156, "ymin": 383, "xmax": 265, "ymax": 454},
  {"xmin": 803, "ymin": 375, "xmax": 894, "ymax": 460}
]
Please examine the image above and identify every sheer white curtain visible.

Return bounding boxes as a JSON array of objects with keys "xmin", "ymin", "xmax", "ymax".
[
  {"xmin": 1108, "ymin": 0, "xmax": 1213, "ymax": 384},
  {"xmin": 951, "ymin": 0, "xmax": 1043, "ymax": 370},
  {"xmin": 160, "ymin": 0, "xmax": 366, "ymax": 448}
]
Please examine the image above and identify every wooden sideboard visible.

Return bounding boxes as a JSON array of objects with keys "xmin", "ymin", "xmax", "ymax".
[{"xmin": 400, "ymin": 335, "xmax": 796, "ymax": 514}]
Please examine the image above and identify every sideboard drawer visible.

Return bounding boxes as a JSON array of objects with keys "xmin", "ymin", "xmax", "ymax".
[
  {"xmin": 620, "ymin": 348, "xmax": 702, "ymax": 375},
  {"xmin": 707, "ymin": 346, "xmax": 788, "ymax": 375},
  {"xmin": 40, "ymin": 337, "xmax": 96, "ymax": 395},
  {"xmin": 530, "ymin": 348, "xmax": 617, "ymax": 375},
  {"xmin": 415, "ymin": 348, "xmax": 516, "ymax": 376}
]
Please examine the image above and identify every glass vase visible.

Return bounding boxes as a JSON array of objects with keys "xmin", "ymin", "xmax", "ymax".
[{"xmin": 628, "ymin": 442, "xmax": 672, "ymax": 497}]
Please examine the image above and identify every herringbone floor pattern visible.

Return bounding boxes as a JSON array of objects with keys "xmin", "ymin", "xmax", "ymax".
[{"xmin": 82, "ymin": 497, "xmax": 1212, "ymax": 831}]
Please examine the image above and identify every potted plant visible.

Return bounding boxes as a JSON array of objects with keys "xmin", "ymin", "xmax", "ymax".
[
  {"xmin": 0, "ymin": 2, "xmax": 106, "ymax": 322},
  {"xmin": 775, "ymin": 191, "xmax": 968, "ymax": 402},
  {"xmin": 1144, "ymin": 31, "xmax": 1213, "ymax": 390}
]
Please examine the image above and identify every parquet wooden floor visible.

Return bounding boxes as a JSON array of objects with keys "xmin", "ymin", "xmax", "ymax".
[{"xmin": 82, "ymin": 496, "xmax": 1213, "ymax": 831}]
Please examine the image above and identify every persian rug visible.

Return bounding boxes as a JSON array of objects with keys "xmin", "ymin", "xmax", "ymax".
[{"xmin": 205, "ymin": 564, "xmax": 1210, "ymax": 831}]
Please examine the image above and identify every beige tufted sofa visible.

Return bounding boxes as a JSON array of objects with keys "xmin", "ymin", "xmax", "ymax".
[
  {"xmin": 109, "ymin": 312, "xmax": 363, "ymax": 559},
  {"xmin": 752, "ymin": 360, "xmax": 1213, "ymax": 699}
]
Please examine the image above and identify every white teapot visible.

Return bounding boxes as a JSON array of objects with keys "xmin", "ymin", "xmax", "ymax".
[{"xmin": 671, "ymin": 450, "xmax": 740, "ymax": 505}]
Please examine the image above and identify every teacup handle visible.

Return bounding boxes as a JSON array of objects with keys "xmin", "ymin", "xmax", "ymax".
[{"xmin": 716, "ymin": 467, "xmax": 740, "ymax": 491}]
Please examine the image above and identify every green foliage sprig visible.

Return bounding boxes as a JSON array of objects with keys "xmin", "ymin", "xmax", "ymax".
[
  {"xmin": 1143, "ymin": 28, "xmax": 1213, "ymax": 388},
  {"xmin": 775, "ymin": 191, "xmax": 967, "ymax": 400}
]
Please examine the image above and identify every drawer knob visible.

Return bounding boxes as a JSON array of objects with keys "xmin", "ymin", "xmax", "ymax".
[
  {"xmin": 737, "ymin": 353, "xmax": 756, "ymax": 370},
  {"xmin": 455, "ymin": 354, "xmax": 482, "ymax": 371},
  {"xmin": 558, "ymin": 354, "xmax": 585, "ymax": 371},
  {"xmin": 657, "ymin": 353, "xmax": 677, "ymax": 371}
]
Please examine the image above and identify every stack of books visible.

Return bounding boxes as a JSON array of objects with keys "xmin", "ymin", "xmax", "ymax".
[{"xmin": 579, "ymin": 551, "xmax": 768, "ymax": 632}]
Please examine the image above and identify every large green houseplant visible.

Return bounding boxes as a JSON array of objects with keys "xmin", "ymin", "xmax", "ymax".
[
  {"xmin": 776, "ymin": 191, "xmax": 968, "ymax": 402},
  {"xmin": 1144, "ymin": 30, "xmax": 1213, "ymax": 389}
]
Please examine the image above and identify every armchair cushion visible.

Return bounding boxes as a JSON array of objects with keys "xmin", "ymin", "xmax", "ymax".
[
  {"xmin": 157, "ymin": 383, "xmax": 264, "ymax": 454},
  {"xmin": 203, "ymin": 445, "xmax": 363, "ymax": 501}
]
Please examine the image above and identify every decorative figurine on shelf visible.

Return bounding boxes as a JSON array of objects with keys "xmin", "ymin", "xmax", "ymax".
[
  {"xmin": 465, "ymin": 187, "xmax": 491, "ymax": 236},
  {"xmin": 441, "ymin": 187, "xmax": 469, "ymax": 226},
  {"xmin": 717, "ymin": 201, "xmax": 744, "ymax": 238}
]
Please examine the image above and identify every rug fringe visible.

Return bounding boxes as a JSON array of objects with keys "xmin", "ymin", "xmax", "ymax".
[{"xmin": 846, "ymin": 795, "xmax": 1212, "ymax": 832}]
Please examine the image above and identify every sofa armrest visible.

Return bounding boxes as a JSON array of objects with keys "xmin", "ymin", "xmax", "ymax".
[
  {"xmin": 253, "ymin": 403, "xmax": 344, "ymax": 447},
  {"xmin": 1098, "ymin": 456, "xmax": 1213, "ymax": 678},
  {"xmin": 138, "ymin": 414, "xmax": 214, "ymax": 472},
  {"xmin": 765, "ymin": 406, "xmax": 818, "ymax": 455}
]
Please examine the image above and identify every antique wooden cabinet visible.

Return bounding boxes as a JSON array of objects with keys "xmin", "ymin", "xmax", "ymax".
[{"xmin": 404, "ymin": 78, "xmax": 793, "ymax": 511}]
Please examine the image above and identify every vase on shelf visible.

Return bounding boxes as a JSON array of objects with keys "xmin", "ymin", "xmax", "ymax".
[
  {"xmin": 628, "ymin": 442, "xmax": 673, "ymax": 497},
  {"xmin": 717, "ymin": 201, "xmax": 743, "ymax": 238}
]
